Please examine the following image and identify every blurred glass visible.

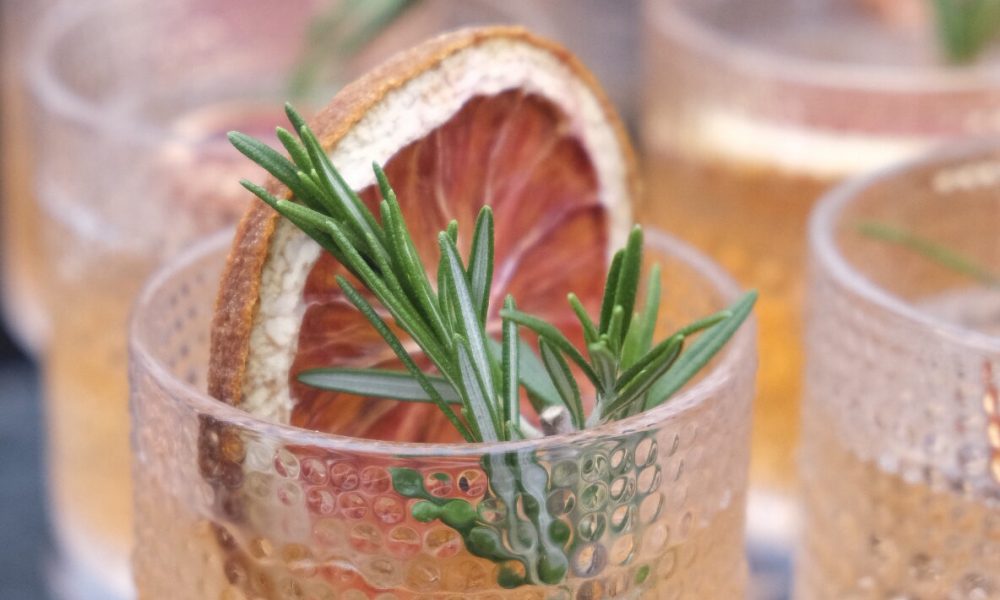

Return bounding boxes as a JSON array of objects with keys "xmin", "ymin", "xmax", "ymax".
[
  {"xmin": 25, "ymin": 0, "xmax": 595, "ymax": 597},
  {"xmin": 31, "ymin": 4, "xmax": 320, "ymax": 595},
  {"xmin": 798, "ymin": 141, "xmax": 1000, "ymax": 597},
  {"xmin": 640, "ymin": 0, "xmax": 1000, "ymax": 512},
  {"xmin": 527, "ymin": 0, "xmax": 641, "ymax": 126},
  {"xmin": 2, "ymin": 0, "xmax": 638, "ymax": 363},
  {"xmin": 1, "ymin": 0, "xmax": 53, "ymax": 355}
]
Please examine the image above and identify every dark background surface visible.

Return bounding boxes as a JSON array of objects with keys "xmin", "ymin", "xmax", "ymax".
[{"xmin": 0, "ymin": 323, "xmax": 52, "ymax": 599}]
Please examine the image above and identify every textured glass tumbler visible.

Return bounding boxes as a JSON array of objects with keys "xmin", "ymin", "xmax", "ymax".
[
  {"xmin": 29, "ymin": 3, "xmax": 321, "ymax": 596},
  {"xmin": 31, "ymin": 2, "xmax": 553, "ymax": 596},
  {"xmin": 129, "ymin": 230, "xmax": 757, "ymax": 598},
  {"xmin": 0, "ymin": 0, "xmax": 52, "ymax": 354},
  {"xmin": 641, "ymin": 0, "xmax": 1000, "ymax": 496},
  {"xmin": 796, "ymin": 142, "xmax": 1000, "ymax": 598}
]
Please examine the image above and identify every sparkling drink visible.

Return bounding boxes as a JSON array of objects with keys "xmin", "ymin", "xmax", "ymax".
[
  {"xmin": 129, "ymin": 231, "xmax": 757, "ymax": 598},
  {"xmin": 641, "ymin": 0, "xmax": 1000, "ymax": 493},
  {"xmin": 796, "ymin": 143, "xmax": 1000, "ymax": 598}
]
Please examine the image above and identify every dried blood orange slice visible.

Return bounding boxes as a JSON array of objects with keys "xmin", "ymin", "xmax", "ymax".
[{"xmin": 209, "ymin": 26, "xmax": 637, "ymax": 443}]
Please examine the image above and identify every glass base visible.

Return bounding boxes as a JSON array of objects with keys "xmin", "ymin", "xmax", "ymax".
[
  {"xmin": 45, "ymin": 498, "xmax": 133, "ymax": 599},
  {"xmin": 746, "ymin": 489, "xmax": 798, "ymax": 600},
  {"xmin": 0, "ymin": 295, "xmax": 48, "ymax": 356},
  {"xmin": 46, "ymin": 549, "xmax": 132, "ymax": 600}
]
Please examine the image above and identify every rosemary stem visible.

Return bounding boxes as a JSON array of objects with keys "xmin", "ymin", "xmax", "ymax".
[{"xmin": 857, "ymin": 220, "xmax": 1000, "ymax": 288}]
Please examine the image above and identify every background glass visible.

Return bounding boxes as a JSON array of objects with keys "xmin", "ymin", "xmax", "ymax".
[
  {"xmin": 30, "ymin": 2, "xmax": 319, "ymax": 595},
  {"xmin": 29, "ymin": 1, "xmax": 562, "ymax": 596},
  {"xmin": 797, "ymin": 141, "xmax": 1000, "ymax": 597},
  {"xmin": 1, "ymin": 0, "xmax": 53, "ymax": 354},
  {"xmin": 129, "ymin": 229, "xmax": 757, "ymax": 598},
  {"xmin": 641, "ymin": 0, "xmax": 1000, "ymax": 536}
]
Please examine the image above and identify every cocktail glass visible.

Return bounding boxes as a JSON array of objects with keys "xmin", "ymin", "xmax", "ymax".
[
  {"xmin": 797, "ymin": 141, "xmax": 1000, "ymax": 597},
  {"xmin": 1, "ymin": 0, "xmax": 53, "ymax": 354},
  {"xmin": 28, "ymin": 2, "xmax": 318, "ymax": 595},
  {"xmin": 129, "ymin": 229, "xmax": 757, "ymax": 598},
  {"xmin": 26, "ymin": 2, "xmax": 572, "ymax": 596},
  {"xmin": 641, "ymin": 0, "xmax": 1000, "ymax": 525}
]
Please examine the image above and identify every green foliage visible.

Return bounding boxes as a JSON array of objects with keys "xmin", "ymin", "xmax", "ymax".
[{"xmin": 933, "ymin": 0, "xmax": 1000, "ymax": 63}]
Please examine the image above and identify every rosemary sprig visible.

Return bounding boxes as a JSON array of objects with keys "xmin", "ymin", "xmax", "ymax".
[
  {"xmin": 228, "ymin": 104, "xmax": 756, "ymax": 586},
  {"xmin": 932, "ymin": 0, "xmax": 1000, "ymax": 63},
  {"xmin": 857, "ymin": 220, "xmax": 1000, "ymax": 288},
  {"xmin": 230, "ymin": 103, "xmax": 756, "ymax": 442},
  {"xmin": 500, "ymin": 227, "xmax": 757, "ymax": 429}
]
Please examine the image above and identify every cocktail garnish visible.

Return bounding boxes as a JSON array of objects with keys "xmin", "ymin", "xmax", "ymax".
[{"xmin": 228, "ymin": 103, "xmax": 756, "ymax": 585}]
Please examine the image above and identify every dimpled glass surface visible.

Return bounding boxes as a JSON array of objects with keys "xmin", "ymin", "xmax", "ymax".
[
  {"xmin": 130, "ymin": 232, "xmax": 756, "ymax": 599},
  {"xmin": 796, "ymin": 146, "xmax": 1000, "ymax": 599}
]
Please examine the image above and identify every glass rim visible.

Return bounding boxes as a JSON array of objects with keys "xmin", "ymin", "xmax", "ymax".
[
  {"xmin": 130, "ymin": 226, "xmax": 757, "ymax": 458},
  {"xmin": 652, "ymin": 1, "xmax": 1000, "ymax": 93},
  {"xmin": 25, "ymin": 1, "xmax": 559, "ymax": 156},
  {"xmin": 809, "ymin": 138, "xmax": 1000, "ymax": 353},
  {"xmin": 27, "ymin": 1, "xmax": 205, "ymax": 149},
  {"xmin": 25, "ymin": 0, "xmax": 328, "ymax": 156}
]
